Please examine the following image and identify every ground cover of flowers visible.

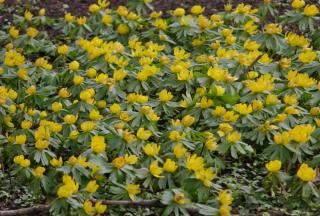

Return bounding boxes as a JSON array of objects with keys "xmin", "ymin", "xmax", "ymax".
[{"xmin": 0, "ymin": 0, "xmax": 320, "ymax": 215}]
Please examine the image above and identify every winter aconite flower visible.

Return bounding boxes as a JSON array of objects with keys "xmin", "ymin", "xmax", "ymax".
[
  {"xmin": 85, "ymin": 180, "xmax": 99, "ymax": 193},
  {"xmin": 125, "ymin": 184, "xmax": 141, "ymax": 200},
  {"xmin": 304, "ymin": 5, "xmax": 319, "ymax": 17},
  {"xmin": 265, "ymin": 160, "xmax": 282, "ymax": 172},
  {"xmin": 297, "ymin": 163, "xmax": 316, "ymax": 182},
  {"xmin": 57, "ymin": 175, "xmax": 79, "ymax": 198},
  {"xmin": 91, "ymin": 135, "xmax": 107, "ymax": 154},
  {"xmin": 143, "ymin": 143, "xmax": 160, "ymax": 156},
  {"xmin": 149, "ymin": 160, "xmax": 164, "ymax": 178}
]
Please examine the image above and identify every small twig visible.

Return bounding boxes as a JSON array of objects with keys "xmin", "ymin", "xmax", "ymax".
[
  {"xmin": 246, "ymin": 54, "xmax": 264, "ymax": 73},
  {"xmin": 0, "ymin": 200, "xmax": 199, "ymax": 216},
  {"xmin": 0, "ymin": 204, "xmax": 50, "ymax": 216}
]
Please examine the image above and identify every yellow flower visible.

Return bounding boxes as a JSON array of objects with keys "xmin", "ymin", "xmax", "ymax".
[
  {"xmin": 50, "ymin": 157, "xmax": 63, "ymax": 167},
  {"xmin": 102, "ymin": 14, "xmax": 113, "ymax": 25},
  {"xmin": 274, "ymin": 132, "xmax": 290, "ymax": 145},
  {"xmin": 110, "ymin": 103, "xmax": 121, "ymax": 114},
  {"xmin": 38, "ymin": 8, "xmax": 46, "ymax": 16},
  {"xmin": 283, "ymin": 94, "xmax": 298, "ymax": 105},
  {"xmin": 149, "ymin": 160, "xmax": 163, "ymax": 178},
  {"xmin": 20, "ymin": 159, "xmax": 31, "ymax": 167},
  {"xmin": 285, "ymin": 105, "xmax": 299, "ymax": 115},
  {"xmin": 289, "ymin": 124, "xmax": 315, "ymax": 143},
  {"xmin": 83, "ymin": 200, "xmax": 95, "ymax": 215},
  {"xmin": 272, "ymin": 114, "xmax": 288, "ymax": 123},
  {"xmin": 310, "ymin": 107, "xmax": 320, "ymax": 116},
  {"xmin": 207, "ymin": 66, "xmax": 228, "ymax": 81},
  {"xmin": 69, "ymin": 60, "xmax": 80, "ymax": 71},
  {"xmin": 251, "ymin": 100, "xmax": 264, "ymax": 111},
  {"xmin": 4, "ymin": 50, "xmax": 25, "ymax": 67},
  {"xmin": 26, "ymin": 27, "xmax": 38, "ymax": 38},
  {"xmin": 21, "ymin": 120, "xmax": 32, "ymax": 129},
  {"xmin": 173, "ymin": 143, "xmax": 187, "ymax": 159},
  {"xmin": 57, "ymin": 45, "xmax": 69, "ymax": 55},
  {"xmin": 244, "ymin": 40, "xmax": 261, "ymax": 51},
  {"xmin": 163, "ymin": 158, "xmax": 178, "ymax": 173},
  {"xmin": 286, "ymin": 32, "xmax": 309, "ymax": 47},
  {"xmin": 89, "ymin": 109, "xmax": 102, "ymax": 120},
  {"xmin": 81, "ymin": 121, "xmax": 96, "ymax": 132},
  {"xmin": 32, "ymin": 166, "xmax": 46, "ymax": 177},
  {"xmin": 245, "ymin": 74, "xmax": 274, "ymax": 93},
  {"xmin": 219, "ymin": 205, "xmax": 232, "ymax": 216},
  {"xmin": 215, "ymin": 85, "xmax": 225, "ymax": 96},
  {"xmin": 25, "ymin": 85, "xmax": 36, "ymax": 95},
  {"xmin": 244, "ymin": 20, "xmax": 258, "ymax": 35},
  {"xmin": 9, "ymin": 26, "xmax": 19, "ymax": 38},
  {"xmin": 154, "ymin": 19, "xmax": 168, "ymax": 30},
  {"xmin": 212, "ymin": 106, "xmax": 226, "ymax": 116},
  {"xmin": 218, "ymin": 190, "xmax": 233, "ymax": 206},
  {"xmin": 17, "ymin": 68, "xmax": 28, "ymax": 80},
  {"xmin": 169, "ymin": 130, "xmax": 185, "ymax": 141},
  {"xmin": 173, "ymin": 8, "xmax": 185, "ymax": 17},
  {"xmin": 226, "ymin": 131, "xmax": 241, "ymax": 143},
  {"xmin": 159, "ymin": 89, "xmax": 173, "ymax": 102},
  {"xmin": 304, "ymin": 5, "xmax": 319, "ymax": 16},
  {"xmin": 96, "ymin": 100, "xmax": 107, "ymax": 109},
  {"xmin": 224, "ymin": 4, "xmax": 232, "ymax": 11},
  {"xmin": 89, "ymin": 4, "xmax": 100, "ymax": 13},
  {"xmin": 191, "ymin": 5, "xmax": 205, "ymax": 15},
  {"xmin": 197, "ymin": 96, "xmax": 213, "ymax": 109},
  {"xmin": 174, "ymin": 192, "xmax": 189, "ymax": 205},
  {"xmin": 57, "ymin": 175, "xmax": 79, "ymax": 198},
  {"xmin": 91, "ymin": 135, "xmax": 107, "ymax": 154},
  {"xmin": 264, "ymin": 23, "xmax": 282, "ymax": 34},
  {"xmin": 117, "ymin": 6, "xmax": 128, "ymax": 16},
  {"xmin": 112, "ymin": 156, "xmax": 125, "ymax": 169},
  {"xmin": 34, "ymin": 58, "xmax": 52, "ymax": 70},
  {"xmin": 265, "ymin": 160, "xmax": 282, "ymax": 172},
  {"xmin": 14, "ymin": 155, "xmax": 25, "ymax": 165},
  {"xmin": 52, "ymin": 102, "xmax": 63, "ymax": 112},
  {"xmin": 58, "ymin": 88, "xmax": 70, "ymax": 98},
  {"xmin": 125, "ymin": 184, "xmax": 141, "ymax": 200},
  {"xmin": 113, "ymin": 69, "xmax": 127, "ymax": 81},
  {"xmin": 15, "ymin": 134, "xmax": 27, "ymax": 145},
  {"xmin": 298, "ymin": 50, "xmax": 317, "ymax": 64},
  {"xmin": 77, "ymin": 16, "xmax": 87, "ymax": 25},
  {"xmin": 35, "ymin": 139, "xmax": 49, "ymax": 150},
  {"xmin": 65, "ymin": 12, "xmax": 75, "ymax": 22},
  {"xmin": 287, "ymin": 70, "xmax": 316, "ymax": 88},
  {"xmin": 185, "ymin": 154, "xmax": 204, "ymax": 171},
  {"xmin": 69, "ymin": 130, "xmax": 79, "ymax": 140},
  {"xmin": 292, "ymin": 0, "xmax": 305, "ymax": 9},
  {"xmin": 124, "ymin": 154, "xmax": 138, "ymax": 165},
  {"xmin": 117, "ymin": 24, "xmax": 130, "ymax": 35},
  {"xmin": 144, "ymin": 143, "xmax": 160, "ymax": 156},
  {"xmin": 297, "ymin": 163, "xmax": 316, "ymax": 182},
  {"xmin": 95, "ymin": 201, "xmax": 107, "ymax": 214},
  {"xmin": 223, "ymin": 111, "xmax": 239, "ymax": 122},
  {"xmin": 24, "ymin": 10, "xmax": 33, "ymax": 21},
  {"xmin": 86, "ymin": 180, "xmax": 99, "ymax": 193},
  {"xmin": 195, "ymin": 167, "xmax": 215, "ymax": 187},
  {"xmin": 233, "ymin": 103, "xmax": 253, "ymax": 115},
  {"xmin": 266, "ymin": 94, "xmax": 279, "ymax": 105},
  {"xmin": 181, "ymin": 115, "xmax": 195, "ymax": 127},
  {"xmin": 137, "ymin": 128, "xmax": 152, "ymax": 140},
  {"xmin": 63, "ymin": 114, "xmax": 77, "ymax": 124}
]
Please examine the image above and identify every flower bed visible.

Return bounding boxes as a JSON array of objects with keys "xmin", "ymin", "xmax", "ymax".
[{"xmin": 0, "ymin": 0, "xmax": 320, "ymax": 215}]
